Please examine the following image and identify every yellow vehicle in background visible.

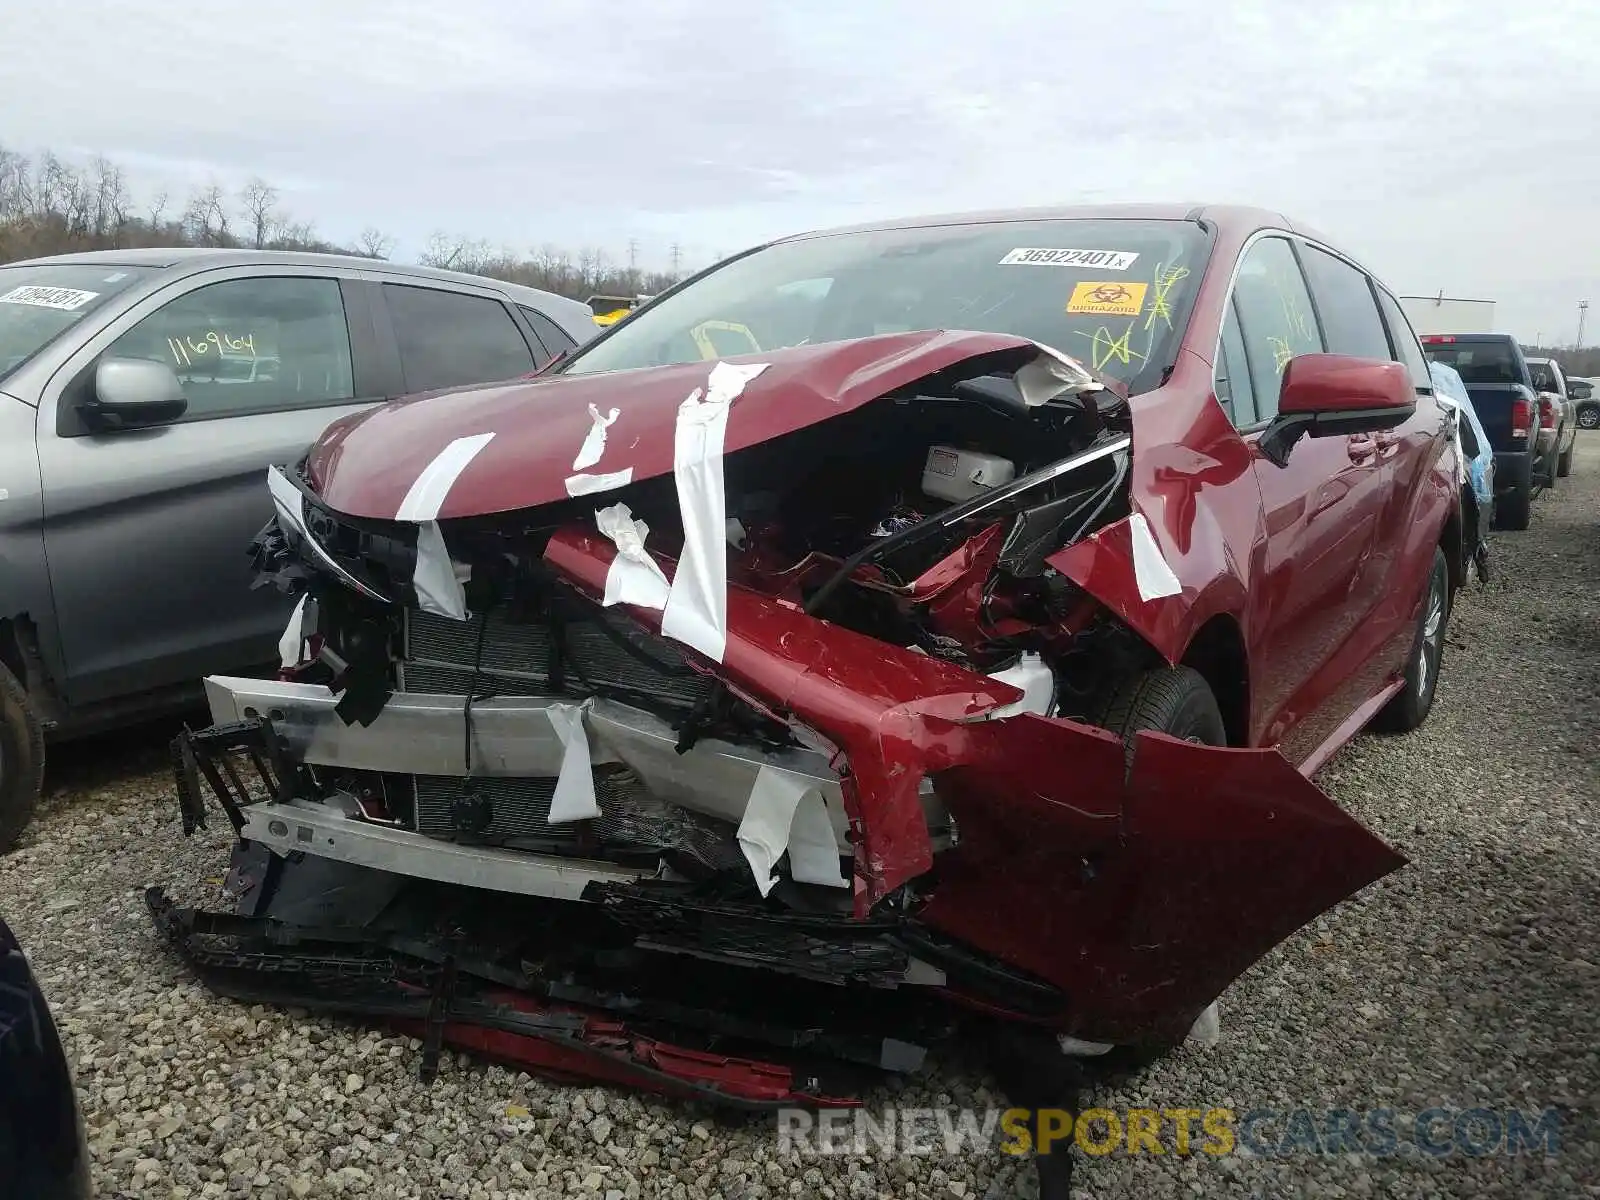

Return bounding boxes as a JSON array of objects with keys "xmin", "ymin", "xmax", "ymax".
[{"xmin": 586, "ymin": 293, "xmax": 653, "ymax": 327}]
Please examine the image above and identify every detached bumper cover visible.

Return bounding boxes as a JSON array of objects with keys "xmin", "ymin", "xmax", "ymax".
[{"xmin": 145, "ymin": 886, "xmax": 877, "ymax": 1109}]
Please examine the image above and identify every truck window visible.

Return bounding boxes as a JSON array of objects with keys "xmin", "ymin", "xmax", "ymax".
[
  {"xmin": 1422, "ymin": 339, "xmax": 1519, "ymax": 386},
  {"xmin": 1527, "ymin": 360, "xmax": 1562, "ymax": 393},
  {"xmin": 383, "ymin": 285, "xmax": 535, "ymax": 393}
]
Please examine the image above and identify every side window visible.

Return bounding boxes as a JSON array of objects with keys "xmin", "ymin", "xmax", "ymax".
[
  {"xmin": 106, "ymin": 276, "xmax": 353, "ymax": 420},
  {"xmin": 1230, "ymin": 236, "xmax": 1324, "ymax": 422},
  {"xmin": 383, "ymin": 284, "xmax": 535, "ymax": 393},
  {"xmin": 1215, "ymin": 297, "xmax": 1258, "ymax": 426},
  {"xmin": 519, "ymin": 306, "xmax": 577, "ymax": 361},
  {"xmin": 1374, "ymin": 289, "xmax": 1433, "ymax": 393},
  {"xmin": 1300, "ymin": 245, "xmax": 1391, "ymax": 360}
]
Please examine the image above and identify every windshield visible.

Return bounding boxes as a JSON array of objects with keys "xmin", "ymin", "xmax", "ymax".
[
  {"xmin": 1423, "ymin": 338, "xmax": 1521, "ymax": 386},
  {"xmin": 0, "ymin": 263, "xmax": 158, "ymax": 382},
  {"xmin": 562, "ymin": 219, "xmax": 1211, "ymax": 394}
]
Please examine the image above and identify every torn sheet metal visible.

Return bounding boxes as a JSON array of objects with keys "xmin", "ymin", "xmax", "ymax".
[
  {"xmin": 1128, "ymin": 512, "xmax": 1182, "ymax": 601},
  {"xmin": 595, "ymin": 502, "xmax": 670, "ymax": 610},
  {"xmin": 565, "ymin": 468, "xmax": 634, "ymax": 497},
  {"xmin": 412, "ymin": 520, "xmax": 470, "ymax": 621},
  {"xmin": 546, "ymin": 703, "xmax": 601, "ymax": 823},
  {"xmin": 395, "ymin": 432, "xmax": 496, "ymax": 521},
  {"xmin": 660, "ymin": 361, "xmax": 769, "ymax": 663},
  {"xmin": 277, "ymin": 594, "xmax": 310, "ymax": 669},
  {"xmin": 737, "ymin": 764, "xmax": 849, "ymax": 897},
  {"xmin": 1014, "ymin": 343, "xmax": 1101, "ymax": 408},
  {"xmin": 572, "ymin": 403, "xmax": 621, "ymax": 471}
]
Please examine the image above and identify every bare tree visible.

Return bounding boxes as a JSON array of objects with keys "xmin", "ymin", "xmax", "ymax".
[
  {"xmin": 0, "ymin": 146, "xmax": 31, "ymax": 220},
  {"xmin": 355, "ymin": 226, "xmax": 395, "ymax": 260},
  {"xmin": 88, "ymin": 157, "xmax": 130, "ymax": 242},
  {"xmin": 182, "ymin": 183, "xmax": 231, "ymax": 246},
  {"xmin": 420, "ymin": 231, "xmax": 491, "ymax": 273},
  {"xmin": 146, "ymin": 189, "xmax": 169, "ymax": 230},
  {"xmin": 238, "ymin": 177, "xmax": 278, "ymax": 249}
]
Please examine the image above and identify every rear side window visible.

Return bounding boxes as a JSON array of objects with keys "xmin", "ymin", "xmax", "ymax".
[
  {"xmin": 519, "ymin": 306, "xmax": 577, "ymax": 361},
  {"xmin": 1300, "ymin": 246, "xmax": 1390, "ymax": 360},
  {"xmin": 383, "ymin": 284, "xmax": 535, "ymax": 393},
  {"xmin": 1376, "ymin": 290, "xmax": 1434, "ymax": 392}
]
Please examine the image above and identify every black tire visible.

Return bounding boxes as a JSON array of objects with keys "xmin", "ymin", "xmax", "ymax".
[
  {"xmin": 0, "ymin": 662, "xmax": 45, "ymax": 855},
  {"xmin": 1373, "ymin": 546, "xmax": 1449, "ymax": 734},
  {"xmin": 1097, "ymin": 664, "xmax": 1227, "ymax": 758},
  {"xmin": 1577, "ymin": 404, "xmax": 1600, "ymax": 431},
  {"xmin": 1495, "ymin": 480, "xmax": 1532, "ymax": 531},
  {"xmin": 1557, "ymin": 441, "xmax": 1573, "ymax": 478}
]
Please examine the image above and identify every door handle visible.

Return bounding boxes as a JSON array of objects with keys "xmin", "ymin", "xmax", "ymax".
[{"xmin": 1347, "ymin": 434, "xmax": 1377, "ymax": 462}]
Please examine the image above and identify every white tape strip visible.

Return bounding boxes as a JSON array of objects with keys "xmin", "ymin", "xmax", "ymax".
[
  {"xmin": 1129, "ymin": 512, "xmax": 1182, "ymax": 601},
  {"xmin": 412, "ymin": 520, "xmax": 469, "ymax": 620},
  {"xmin": 546, "ymin": 703, "xmax": 601, "ymax": 822},
  {"xmin": 1015, "ymin": 342, "xmax": 1098, "ymax": 407},
  {"xmin": 395, "ymin": 432, "xmax": 496, "ymax": 521},
  {"xmin": 565, "ymin": 468, "xmax": 634, "ymax": 497},
  {"xmin": 595, "ymin": 502, "xmax": 670, "ymax": 609},
  {"xmin": 660, "ymin": 361, "xmax": 768, "ymax": 663},
  {"xmin": 737, "ymin": 764, "xmax": 849, "ymax": 897},
  {"xmin": 277, "ymin": 594, "xmax": 310, "ymax": 669},
  {"xmin": 572, "ymin": 403, "xmax": 620, "ymax": 470}
]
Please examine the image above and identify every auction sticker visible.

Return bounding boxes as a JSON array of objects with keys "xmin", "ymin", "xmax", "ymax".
[
  {"xmin": 999, "ymin": 247, "xmax": 1139, "ymax": 270},
  {"xmin": 0, "ymin": 285, "xmax": 100, "ymax": 311},
  {"xmin": 1066, "ymin": 280, "xmax": 1149, "ymax": 315}
]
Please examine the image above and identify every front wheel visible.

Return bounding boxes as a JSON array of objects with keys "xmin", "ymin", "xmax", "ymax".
[
  {"xmin": 1097, "ymin": 665, "xmax": 1227, "ymax": 755},
  {"xmin": 0, "ymin": 662, "xmax": 46, "ymax": 854},
  {"xmin": 1577, "ymin": 405, "xmax": 1600, "ymax": 430},
  {"xmin": 1373, "ymin": 546, "xmax": 1449, "ymax": 733}
]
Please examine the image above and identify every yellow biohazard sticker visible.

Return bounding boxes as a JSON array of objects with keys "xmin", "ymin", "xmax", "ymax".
[{"xmin": 1066, "ymin": 281, "xmax": 1148, "ymax": 316}]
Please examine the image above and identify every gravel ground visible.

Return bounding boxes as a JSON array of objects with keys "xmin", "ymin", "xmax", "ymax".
[{"xmin": 2, "ymin": 438, "xmax": 1597, "ymax": 1200}]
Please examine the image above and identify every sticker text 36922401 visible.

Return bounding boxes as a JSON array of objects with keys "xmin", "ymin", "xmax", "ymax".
[
  {"xmin": 999, "ymin": 248, "xmax": 1139, "ymax": 271},
  {"xmin": 1066, "ymin": 281, "xmax": 1148, "ymax": 316}
]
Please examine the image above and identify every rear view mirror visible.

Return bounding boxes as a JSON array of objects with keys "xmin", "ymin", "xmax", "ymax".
[
  {"xmin": 85, "ymin": 357, "xmax": 188, "ymax": 429},
  {"xmin": 1260, "ymin": 354, "xmax": 1415, "ymax": 468}
]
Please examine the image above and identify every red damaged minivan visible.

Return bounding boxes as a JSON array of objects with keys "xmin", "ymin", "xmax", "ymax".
[{"xmin": 155, "ymin": 204, "xmax": 1462, "ymax": 1105}]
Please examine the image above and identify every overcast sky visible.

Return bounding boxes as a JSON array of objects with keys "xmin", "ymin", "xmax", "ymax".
[{"xmin": 5, "ymin": 0, "xmax": 1595, "ymax": 340}]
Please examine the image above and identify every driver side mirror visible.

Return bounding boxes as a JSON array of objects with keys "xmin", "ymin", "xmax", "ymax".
[
  {"xmin": 82, "ymin": 357, "xmax": 188, "ymax": 430},
  {"xmin": 1259, "ymin": 353, "xmax": 1415, "ymax": 468}
]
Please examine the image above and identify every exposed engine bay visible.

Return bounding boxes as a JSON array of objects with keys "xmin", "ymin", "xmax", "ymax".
[{"xmin": 155, "ymin": 333, "xmax": 1403, "ymax": 1121}]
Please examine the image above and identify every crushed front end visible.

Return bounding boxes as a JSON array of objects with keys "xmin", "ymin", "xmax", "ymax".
[{"xmin": 154, "ymin": 334, "xmax": 1404, "ymax": 1102}]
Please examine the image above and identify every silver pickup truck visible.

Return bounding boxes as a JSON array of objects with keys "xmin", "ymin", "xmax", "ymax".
[{"xmin": 0, "ymin": 248, "xmax": 594, "ymax": 851}]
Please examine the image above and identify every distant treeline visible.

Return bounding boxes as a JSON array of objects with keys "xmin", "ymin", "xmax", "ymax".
[
  {"xmin": 0, "ymin": 143, "xmax": 684, "ymax": 301},
  {"xmin": 1522, "ymin": 345, "xmax": 1600, "ymax": 378}
]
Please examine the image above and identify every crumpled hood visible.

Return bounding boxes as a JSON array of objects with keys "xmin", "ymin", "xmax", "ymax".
[{"xmin": 306, "ymin": 330, "xmax": 1044, "ymax": 520}]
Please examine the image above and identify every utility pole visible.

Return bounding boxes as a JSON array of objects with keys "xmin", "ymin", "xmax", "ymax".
[
  {"xmin": 669, "ymin": 242, "xmax": 683, "ymax": 277},
  {"xmin": 1577, "ymin": 300, "xmax": 1589, "ymax": 349},
  {"xmin": 627, "ymin": 237, "xmax": 639, "ymax": 276}
]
